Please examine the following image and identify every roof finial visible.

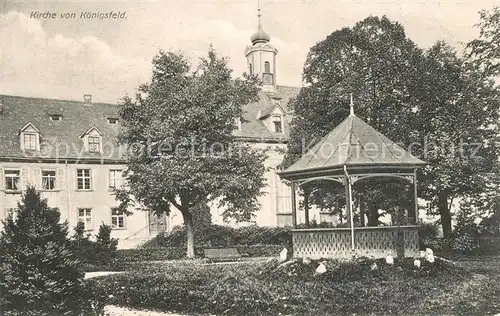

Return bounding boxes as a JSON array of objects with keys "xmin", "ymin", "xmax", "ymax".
[
  {"xmin": 257, "ymin": 0, "xmax": 262, "ymax": 29},
  {"xmin": 350, "ymin": 93, "xmax": 355, "ymax": 116},
  {"xmin": 250, "ymin": 0, "xmax": 270, "ymax": 44}
]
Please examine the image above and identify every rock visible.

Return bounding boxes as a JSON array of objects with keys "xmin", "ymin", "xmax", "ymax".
[
  {"xmin": 279, "ymin": 248, "xmax": 288, "ymax": 263},
  {"xmin": 413, "ymin": 259, "xmax": 421, "ymax": 268},
  {"xmin": 425, "ymin": 248, "xmax": 435, "ymax": 263},
  {"xmin": 385, "ymin": 255, "xmax": 394, "ymax": 265},
  {"xmin": 315, "ymin": 263, "xmax": 327, "ymax": 275},
  {"xmin": 370, "ymin": 262, "xmax": 378, "ymax": 271},
  {"xmin": 302, "ymin": 257, "xmax": 311, "ymax": 265}
]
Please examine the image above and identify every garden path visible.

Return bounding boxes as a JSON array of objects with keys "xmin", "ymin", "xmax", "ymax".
[
  {"xmin": 104, "ymin": 305, "xmax": 188, "ymax": 316},
  {"xmin": 84, "ymin": 271, "xmax": 124, "ymax": 279}
]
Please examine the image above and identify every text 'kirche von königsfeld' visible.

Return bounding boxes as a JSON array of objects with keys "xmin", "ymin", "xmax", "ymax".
[{"xmin": 29, "ymin": 11, "xmax": 127, "ymax": 20}]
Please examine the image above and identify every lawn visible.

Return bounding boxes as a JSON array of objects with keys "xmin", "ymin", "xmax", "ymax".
[{"xmin": 87, "ymin": 256, "xmax": 500, "ymax": 316}]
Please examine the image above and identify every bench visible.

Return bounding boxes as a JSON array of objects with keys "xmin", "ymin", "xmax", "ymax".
[{"xmin": 203, "ymin": 248, "xmax": 241, "ymax": 262}]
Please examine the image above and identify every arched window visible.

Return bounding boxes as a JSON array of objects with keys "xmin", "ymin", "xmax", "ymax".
[
  {"xmin": 272, "ymin": 115, "xmax": 283, "ymax": 133},
  {"xmin": 264, "ymin": 61, "xmax": 270, "ymax": 73},
  {"xmin": 249, "ymin": 63, "xmax": 253, "ymax": 75}
]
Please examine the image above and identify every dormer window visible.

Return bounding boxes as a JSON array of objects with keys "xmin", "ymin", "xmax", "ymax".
[
  {"xmin": 88, "ymin": 136, "xmax": 100, "ymax": 152},
  {"xmin": 272, "ymin": 115, "xmax": 283, "ymax": 133},
  {"xmin": 23, "ymin": 134, "xmax": 37, "ymax": 150},
  {"xmin": 107, "ymin": 117, "xmax": 118, "ymax": 124},
  {"xmin": 19, "ymin": 122, "xmax": 40, "ymax": 151},
  {"xmin": 50, "ymin": 114, "xmax": 63, "ymax": 121},
  {"xmin": 80, "ymin": 126, "xmax": 103, "ymax": 153}
]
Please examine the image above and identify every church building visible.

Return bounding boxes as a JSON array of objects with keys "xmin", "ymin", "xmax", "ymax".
[{"xmin": 0, "ymin": 12, "xmax": 303, "ymax": 248}]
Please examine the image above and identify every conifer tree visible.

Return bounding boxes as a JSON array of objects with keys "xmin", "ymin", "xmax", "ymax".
[{"xmin": 0, "ymin": 186, "xmax": 98, "ymax": 315}]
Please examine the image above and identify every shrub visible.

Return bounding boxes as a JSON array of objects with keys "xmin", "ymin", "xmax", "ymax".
[
  {"xmin": 71, "ymin": 222, "xmax": 119, "ymax": 268},
  {"xmin": 142, "ymin": 224, "xmax": 292, "ymax": 249},
  {"xmin": 94, "ymin": 223, "xmax": 118, "ymax": 263},
  {"xmin": 0, "ymin": 186, "xmax": 103, "ymax": 315},
  {"xmin": 418, "ymin": 221, "xmax": 441, "ymax": 249}
]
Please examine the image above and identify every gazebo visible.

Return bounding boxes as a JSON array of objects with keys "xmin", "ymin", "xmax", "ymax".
[{"xmin": 277, "ymin": 103, "xmax": 427, "ymax": 260}]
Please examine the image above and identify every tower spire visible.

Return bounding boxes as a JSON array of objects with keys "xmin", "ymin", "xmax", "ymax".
[
  {"xmin": 257, "ymin": 0, "xmax": 262, "ymax": 29},
  {"xmin": 250, "ymin": 1, "xmax": 270, "ymax": 45}
]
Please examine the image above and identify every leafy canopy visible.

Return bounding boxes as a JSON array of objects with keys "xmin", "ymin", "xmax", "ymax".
[
  {"xmin": 117, "ymin": 48, "xmax": 267, "ymax": 222},
  {"xmin": 284, "ymin": 15, "xmax": 500, "ymax": 232}
]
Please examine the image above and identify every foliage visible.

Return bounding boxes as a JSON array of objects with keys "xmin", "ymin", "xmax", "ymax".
[
  {"xmin": 418, "ymin": 221, "xmax": 441, "ymax": 249},
  {"xmin": 89, "ymin": 256, "xmax": 500, "ymax": 315},
  {"xmin": 191, "ymin": 201, "xmax": 212, "ymax": 232},
  {"xmin": 70, "ymin": 223, "xmax": 118, "ymax": 269},
  {"xmin": 285, "ymin": 15, "xmax": 500, "ymax": 237},
  {"xmin": 142, "ymin": 224, "xmax": 292, "ymax": 249},
  {"xmin": 81, "ymin": 246, "xmax": 283, "ymax": 272},
  {"xmin": 0, "ymin": 186, "xmax": 103, "ymax": 315},
  {"xmin": 467, "ymin": 6, "xmax": 500, "ymax": 78},
  {"xmin": 117, "ymin": 48, "xmax": 267, "ymax": 257}
]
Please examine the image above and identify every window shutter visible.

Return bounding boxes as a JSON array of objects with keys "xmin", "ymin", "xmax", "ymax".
[
  {"xmin": 21, "ymin": 168, "xmax": 29, "ymax": 191},
  {"xmin": 34, "ymin": 168, "xmax": 42, "ymax": 189},
  {"xmin": 57, "ymin": 168, "xmax": 64, "ymax": 191}
]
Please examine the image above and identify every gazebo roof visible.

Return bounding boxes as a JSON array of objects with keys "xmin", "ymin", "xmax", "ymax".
[{"xmin": 279, "ymin": 113, "xmax": 426, "ymax": 179}]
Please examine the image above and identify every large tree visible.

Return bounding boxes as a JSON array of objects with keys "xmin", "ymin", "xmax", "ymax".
[
  {"xmin": 117, "ymin": 49, "xmax": 267, "ymax": 258},
  {"xmin": 285, "ymin": 16, "xmax": 425, "ymax": 225},
  {"xmin": 467, "ymin": 6, "xmax": 500, "ymax": 79},
  {"xmin": 412, "ymin": 41, "xmax": 499, "ymax": 237},
  {"xmin": 285, "ymin": 16, "xmax": 500, "ymax": 237}
]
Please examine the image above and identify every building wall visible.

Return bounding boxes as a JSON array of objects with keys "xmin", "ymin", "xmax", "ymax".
[{"xmin": 0, "ymin": 161, "xmax": 151, "ymax": 246}]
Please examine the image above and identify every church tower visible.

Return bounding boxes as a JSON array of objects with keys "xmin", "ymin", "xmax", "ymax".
[{"xmin": 245, "ymin": 8, "xmax": 278, "ymax": 92}]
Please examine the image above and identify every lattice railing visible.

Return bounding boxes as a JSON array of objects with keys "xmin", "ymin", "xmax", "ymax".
[{"xmin": 292, "ymin": 226, "xmax": 419, "ymax": 260}]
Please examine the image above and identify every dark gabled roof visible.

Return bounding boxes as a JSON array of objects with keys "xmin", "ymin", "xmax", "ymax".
[
  {"xmin": 280, "ymin": 113, "xmax": 426, "ymax": 177},
  {"xmin": 0, "ymin": 94, "xmax": 123, "ymax": 161},
  {"xmin": 234, "ymin": 85, "xmax": 300, "ymax": 142},
  {"xmin": 0, "ymin": 87, "xmax": 300, "ymax": 160}
]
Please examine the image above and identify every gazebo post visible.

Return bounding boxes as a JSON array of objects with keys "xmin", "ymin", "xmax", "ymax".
[
  {"xmin": 343, "ymin": 168, "xmax": 355, "ymax": 252},
  {"xmin": 413, "ymin": 169, "xmax": 419, "ymax": 225},
  {"xmin": 304, "ymin": 187, "xmax": 310, "ymax": 228},
  {"xmin": 291, "ymin": 181, "xmax": 297, "ymax": 228}
]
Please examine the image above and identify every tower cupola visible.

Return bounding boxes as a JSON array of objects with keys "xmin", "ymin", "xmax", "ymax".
[{"xmin": 245, "ymin": 7, "xmax": 278, "ymax": 92}]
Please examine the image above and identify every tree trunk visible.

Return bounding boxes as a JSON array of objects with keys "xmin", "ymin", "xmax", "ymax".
[
  {"xmin": 367, "ymin": 205, "xmax": 379, "ymax": 226},
  {"xmin": 438, "ymin": 192, "xmax": 453, "ymax": 238},
  {"xmin": 182, "ymin": 210, "xmax": 195, "ymax": 259}
]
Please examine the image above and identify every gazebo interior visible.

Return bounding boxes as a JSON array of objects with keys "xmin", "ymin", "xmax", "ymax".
[{"xmin": 278, "ymin": 106, "xmax": 427, "ymax": 260}]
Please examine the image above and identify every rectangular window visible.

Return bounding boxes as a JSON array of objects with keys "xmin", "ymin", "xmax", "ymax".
[
  {"xmin": 78, "ymin": 208, "xmax": 92, "ymax": 230},
  {"xmin": 5, "ymin": 170, "xmax": 20, "ymax": 191},
  {"xmin": 76, "ymin": 169, "xmax": 91, "ymax": 190},
  {"xmin": 272, "ymin": 116, "xmax": 283, "ymax": 133},
  {"xmin": 42, "ymin": 170, "xmax": 56, "ymax": 190},
  {"xmin": 23, "ymin": 133, "xmax": 37, "ymax": 150},
  {"xmin": 109, "ymin": 169, "xmax": 123, "ymax": 189},
  {"xmin": 88, "ymin": 136, "xmax": 100, "ymax": 153},
  {"xmin": 111, "ymin": 207, "xmax": 126, "ymax": 229}
]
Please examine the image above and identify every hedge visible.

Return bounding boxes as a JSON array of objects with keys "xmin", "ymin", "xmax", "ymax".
[
  {"xmin": 142, "ymin": 224, "xmax": 292, "ymax": 249},
  {"xmin": 82, "ymin": 245, "xmax": 284, "ymax": 271}
]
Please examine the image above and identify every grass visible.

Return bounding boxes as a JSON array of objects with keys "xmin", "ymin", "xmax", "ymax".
[{"xmin": 88, "ymin": 256, "xmax": 500, "ymax": 316}]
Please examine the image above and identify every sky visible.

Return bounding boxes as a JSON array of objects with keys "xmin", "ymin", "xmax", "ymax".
[{"xmin": 0, "ymin": 0, "xmax": 498, "ymax": 104}]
